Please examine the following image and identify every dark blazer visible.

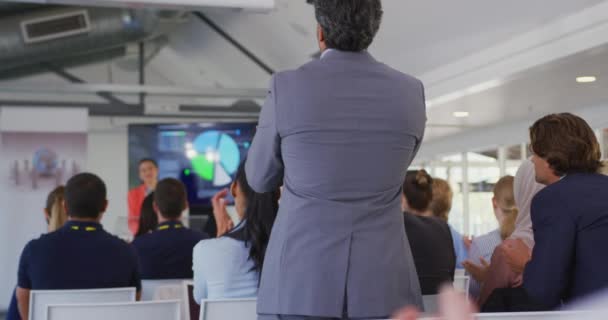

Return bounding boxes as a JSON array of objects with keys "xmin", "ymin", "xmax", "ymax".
[
  {"xmin": 403, "ymin": 212, "xmax": 456, "ymax": 294},
  {"xmin": 132, "ymin": 221, "xmax": 207, "ymax": 279},
  {"xmin": 523, "ymin": 173, "xmax": 608, "ymax": 309}
]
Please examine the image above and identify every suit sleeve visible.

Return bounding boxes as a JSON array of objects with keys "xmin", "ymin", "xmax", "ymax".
[
  {"xmin": 408, "ymin": 80, "xmax": 426, "ymax": 165},
  {"xmin": 246, "ymin": 75, "xmax": 284, "ymax": 193},
  {"xmin": 523, "ymin": 193, "xmax": 576, "ymax": 308}
]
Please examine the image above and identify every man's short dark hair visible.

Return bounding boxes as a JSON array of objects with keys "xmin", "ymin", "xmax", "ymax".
[
  {"xmin": 65, "ymin": 173, "xmax": 107, "ymax": 219},
  {"xmin": 530, "ymin": 113, "xmax": 602, "ymax": 176},
  {"xmin": 154, "ymin": 178, "xmax": 187, "ymax": 220},
  {"xmin": 138, "ymin": 158, "xmax": 158, "ymax": 168},
  {"xmin": 313, "ymin": 0, "xmax": 383, "ymax": 52}
]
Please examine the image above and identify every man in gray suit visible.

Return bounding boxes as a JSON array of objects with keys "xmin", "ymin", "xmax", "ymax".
[{"xmin": 246, "ymin": 1, "xmax": 426, "ymax": 319}]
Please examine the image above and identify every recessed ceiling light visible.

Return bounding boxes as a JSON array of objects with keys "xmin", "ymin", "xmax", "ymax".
[
  {"xmin": 576, "ymin": 76, "xmax": 597, "ymax": 83},
  {"xmin": 453, "ymin": 111, "xmax": 469, "ymax": 118}
]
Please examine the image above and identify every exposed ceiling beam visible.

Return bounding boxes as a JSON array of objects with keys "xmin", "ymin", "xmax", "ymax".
[
  {"xmin": 0, "ymin": 99, "xmax": 143, "ymax": 116},
  {"xmin": 43, "ymin": 63, "xmax": 132, "ymax": 108},
  {"xmin": 193, "ymin": 12, "xmax": 275, "ymax": 75},
  {"xmin": 9, "ymin": 0, "xmax": 275, "ymax": 11},
  {"xmin": 0, "ymin": 83, "xmax": 269, "ymax": 99}
]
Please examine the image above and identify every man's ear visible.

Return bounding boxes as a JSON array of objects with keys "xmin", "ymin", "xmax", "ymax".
[{"xmin": 317, "ymin": 24, "xmax": 325, "ymax": 43}]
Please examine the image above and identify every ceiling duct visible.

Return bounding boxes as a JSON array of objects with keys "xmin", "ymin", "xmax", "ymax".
[
  {"xmin": 0, "ymin": 6, "xmax": 160, "ymax": 73},
  {"xmin": 0, "ymin": 3, "xmax": 44, "ymax": 17}
]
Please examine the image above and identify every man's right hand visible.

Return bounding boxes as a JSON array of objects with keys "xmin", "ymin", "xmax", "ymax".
[
  {"xmin": 211, "ymin": 189, "xmax": 233, "ymax": 237},
  {"xmin": 500, "ymin": 238, "xmax": 531, "ymax": 274}
]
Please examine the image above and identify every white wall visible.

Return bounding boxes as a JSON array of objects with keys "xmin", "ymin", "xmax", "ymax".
[
  {"xmin": 0, "ymin": 107, "xmax": 89, "ymax": 310},
  {"xmin": 88, "ymin": 118, "xmax": 129, "ymax": 234}
]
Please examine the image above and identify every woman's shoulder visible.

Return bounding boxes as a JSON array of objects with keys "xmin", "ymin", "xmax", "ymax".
[
  {"xmin": 194, "ymin": 236, "xmax": 247, "ymax": 256},
  {"xmin": 470, "ymin": 229, "xmax": 502, "ymax": 256},
  {"xmin": 473, "ymin": 229, "xmax": 501, "ymax": 244}
]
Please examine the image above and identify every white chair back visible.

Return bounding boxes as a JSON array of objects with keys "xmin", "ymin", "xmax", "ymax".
[
  {"xmin": 141, "ymin": 279, "xmax": 190, "ymax": 301},
  {"xmin": 29, "ymin": 287, "xmax": 135, "ymax": 320},
  {"xmin": 476, "ymin": 311, "xmax": 596, "ymax": 319},
  {"xmin": 421, "ymin": 294, "xmax": 439, "ymax": 315},
  {"xmin": 453, "ymin": 275, "xmax": 470, "ymax": 295},
  {"xmin": 199, "ymin": 298, "xmax": 257, "ymax": 320},
  {"xmin": 46, "ymin": 300, "xmax": 180, "ymax": 320},
  {"xmin": 419, "ymin": 311, "xmax": 596, "ymax": 320},
  {"xmin": 454, "ymin": 269, "xmax": 466, "ymax": 277}
]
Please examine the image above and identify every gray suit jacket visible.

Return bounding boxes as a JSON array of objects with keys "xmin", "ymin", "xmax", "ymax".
[{"xmin": 246, "ymin": 50, "xmax": 426, "ymax": 318}]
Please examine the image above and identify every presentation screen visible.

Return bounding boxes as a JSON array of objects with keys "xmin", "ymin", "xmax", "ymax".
[{"xmin": 128, "ymin": 122, "xmax": 256, "ymax": 206}]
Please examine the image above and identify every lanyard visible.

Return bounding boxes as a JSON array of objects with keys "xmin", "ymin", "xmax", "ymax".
[
  {"xmin": 70, "ymin": 226, "xmax": 97, "ymax": 232},
  {"xmin": 157, "ymin": 223, "xmax": 183, "ymax": 231}
]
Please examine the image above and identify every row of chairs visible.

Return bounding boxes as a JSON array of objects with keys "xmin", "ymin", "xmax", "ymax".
[
  {"xmin": 28, "ymin": 275, "xmax": 595, "ymax": 320},
  {"xmin": 28, "ymin": 288, "xmax": 177, "ymax": 320},
  {"xmin": 27, "ymin": 276, "xmax": 471, "ymax": 320}
]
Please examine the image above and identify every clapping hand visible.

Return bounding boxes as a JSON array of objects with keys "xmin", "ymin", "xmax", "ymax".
[
  {"xmin": 500, "ymin": 238, "xmax": 531, "ymax": 274},
  {"xmin": 393, "ymin": 286, "xmax": 476, "ymax": 320},
  {"xmin": 211, "ymin": 189, "xmax": 234, "ymax": 237},
  {"xmin": 462, "ymin": 257, "xmax": 490, "ymax": 283}
]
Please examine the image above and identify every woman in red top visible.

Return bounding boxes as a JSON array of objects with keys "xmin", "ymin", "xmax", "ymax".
[{"xmin": 128, "ymin": 158, "xmax": 158, "ymax": 235}]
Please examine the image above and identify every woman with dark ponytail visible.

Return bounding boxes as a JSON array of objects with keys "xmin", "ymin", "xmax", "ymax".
[
  {"xmin": 402, "ymin": 170, "xmax": 456, "ymax": 295},
  {"xmin": 193, "ymin": 161, "xmax": 280, "ymax": 302}
]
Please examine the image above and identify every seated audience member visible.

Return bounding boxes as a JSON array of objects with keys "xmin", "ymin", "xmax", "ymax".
[
  {"xmin": 193, "ymin": 162, "xmax": 279, "ymax": 301},
  {"xmin": 134, "ymin": 192, "xmax": 157, "ymax": 238},
  {"xmin": 16, "ymin": 173, "xmax": 141, "ymax": 320},
  {"xmin": 477, "ymin": 159, "xmax": 543, "ymax": 307},
  {"xmin": 483, "ymin": 113, "xmax": 608, "ymax": 311},
  {"xmin": 132, "ymin": 179, "xmax": 207, "ymax": 279},
  {"xmin": 402, "ymin": 170, "xmax": 456, "ymax": 295},
  {"xmin": 521, "ymin": 113, "xmax": 608, "ymax": 309},
  {"xmin": 463, "ymin": 176, "xmax": 517, "ymax": 299},
  {"xmin": 43, "ymin": 186, "xmax": 68, "ymax": 232},
  {"xmin": 7, "ymin": 186, "xmax": 66, "ymax": 320},
  {"xmin": 430, "ymin": 178, "xmax": 469, "ymax": 268}
]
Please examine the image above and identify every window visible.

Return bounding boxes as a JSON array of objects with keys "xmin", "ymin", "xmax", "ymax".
[
  {"xmin": 437, "ymin": 154, "xmax": 465, "ymax": 234},
  {"xmin": 467, "ymin": 150, "xmax": 500, "ymax": 236},
  {"xmin": 506, "ymin": 144, "xmax": 525, "ymax": 176}
]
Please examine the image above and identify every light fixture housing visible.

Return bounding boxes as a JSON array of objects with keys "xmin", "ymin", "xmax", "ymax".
[
  {"xmin": 453, "ymin": 111, "xmax": 469, "ymax": 118},
  {"xmin": 576, "ymin": 76, "xmax": 597, "ymax": 83}
]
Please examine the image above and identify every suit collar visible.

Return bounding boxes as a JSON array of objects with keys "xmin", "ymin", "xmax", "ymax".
[{"xmin": 320, "ymin": 49, "xmax": 375, "ymax": 62}]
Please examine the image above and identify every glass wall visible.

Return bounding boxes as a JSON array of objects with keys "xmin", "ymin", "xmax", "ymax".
[
  {"xmin": 467, "ymin": 150, "xmax": 500, "ymax": 236},
  {"xmin": 417, "ymin": 127, "xmax": 608, "ymax": 237},
  {"xmin": 421, "ymin": 144, "xmax": 529, "ymax": 237}
]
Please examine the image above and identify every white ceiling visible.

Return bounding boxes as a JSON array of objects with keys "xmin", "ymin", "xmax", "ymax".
[
  {"xmin": 203, "ymin": 0, "xmax": 606, "ymax": 75},
  {"xmin": 372, "ymin": 0, "xmax": 605, "ymax": 75},
  {"xmin": 424, "ymin": 44, "xmax": 608, "ymax": 141},
  {"xmin": 2, "ymin": 0, "xmax": 608, "ymax": 151}
]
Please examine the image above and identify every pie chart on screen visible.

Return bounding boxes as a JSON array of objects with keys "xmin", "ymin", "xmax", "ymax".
[{"xmin": 190, "ymin": 131, "xmax": 240, "ymax": 186}]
